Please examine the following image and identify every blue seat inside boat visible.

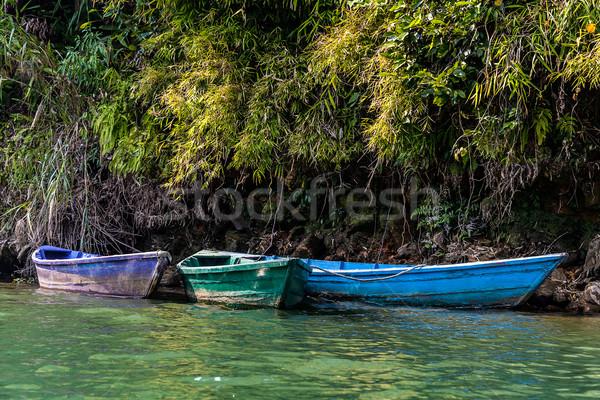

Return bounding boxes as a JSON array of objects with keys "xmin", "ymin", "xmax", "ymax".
[{"xmin": 38, "ymin": 246, "xmax": 96, "ymax": 260}]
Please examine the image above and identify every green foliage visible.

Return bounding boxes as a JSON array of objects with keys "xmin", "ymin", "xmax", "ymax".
[
  {"xmin": 58, "ymin": 27, "xmax": 111, "ymax": 92},
  {"xmin": 308, "ymin": 1, "xmax": 491, "ymax": 168},
  {"xmin": 95, "ymin": 0, "xmax": 345, "ymax": 185},
  {"xmin": 3, "ymin": 0, "xmax": 600, "ymax": 257},
  {"xmin": 0, "ymin": 10, "xmax": 83, "ymax": 253},
  {"xmin": 310, "ymin": 0, "xmax": 600, "ymax": 169},
  {"xmin": 86, "ymin": 0, "xmax": 600, "ymax": 188},
  {"xmin": 411, "ymin": 195, "xmax": 484, "ymax": 246},
  {"xmin": 92, "ymin": 77, "xmax": 163, "ymax": 176},
  {"xmin": 470, "ymin": 0, "xmax": 600, "ymax": 160},
  {"xmin": 412, "ymin": 201, "xmax": 455, "ymax": 235},
  {"xmin": 0, "ymin": 3, "xmax": 145, "ymax": 259}
]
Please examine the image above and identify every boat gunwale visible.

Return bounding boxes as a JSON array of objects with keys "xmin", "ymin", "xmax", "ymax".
[
  {"xmin": 303, "ymin": 253, "xmax": 567, "ymax": 274},
  {"xmin": 178, "ymin": 257, "xmax": 312, "ymax": 274},
  {"xmin": 32, "ymin": 250, "xmax": 171, "ymax": 266}
]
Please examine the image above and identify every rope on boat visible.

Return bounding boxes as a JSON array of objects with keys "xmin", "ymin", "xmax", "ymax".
[{"xmin": 308, "ymin": 264, "xmax": 425, "ymax": 282}]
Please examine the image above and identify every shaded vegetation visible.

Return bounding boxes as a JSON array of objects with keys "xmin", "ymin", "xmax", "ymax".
[{"xmin": 1, "ymin": 0, "xmax": 600, "ymax": 273}]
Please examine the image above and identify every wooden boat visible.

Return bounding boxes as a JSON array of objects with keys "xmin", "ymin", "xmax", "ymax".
[
  {"xmin": 32, "ymin": 246, "xmax": 171, "ymax": 298},
  {"xmin": 297, "ymin": 253, "xmax": 567, "ymax": 307},
  {"xmin": 177, "ymin": 251, "xmax": 312, "ymax": 309},
  {"xmin": 221, "ymin": 252, "xmax": 567, "ymax": 308}
]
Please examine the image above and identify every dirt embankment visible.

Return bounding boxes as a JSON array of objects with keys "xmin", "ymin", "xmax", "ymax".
[
  {"xmin": 2, "ymin": 203, "xmax": 598, "ymax": 313},
  {"xmin": 144, "ymin": 214, "xmax": 600, "ymax": 313}
]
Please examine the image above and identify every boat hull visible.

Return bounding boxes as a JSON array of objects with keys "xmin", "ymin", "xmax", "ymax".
[
  {"xmin": 178, "ymin": 252, "xmax": 311, "ymax": 309},
  {"xmin": 302, "ymin": 254, "xmax": 567, "ymax": 307},
  {"xmin": 33, "ymin": 250, "xmax": 170, "ymax": 298}
]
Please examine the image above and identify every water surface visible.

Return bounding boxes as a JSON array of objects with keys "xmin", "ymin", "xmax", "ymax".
[{"xmin": 1, "ymin": 284, "xmax": 600, "ymax": 399}]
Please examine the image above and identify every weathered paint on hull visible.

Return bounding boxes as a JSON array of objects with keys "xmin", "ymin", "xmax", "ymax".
[
  {"xmin": 302, "ymin": 254, "xmax": 567, "ymax": 307},
  {"xmin": 178, "ymin": 255, "xmax": 311, "ymax": 309},
  {"xmin": 34, "ymin": 252, "xmax": 170, "ymax": 298}
]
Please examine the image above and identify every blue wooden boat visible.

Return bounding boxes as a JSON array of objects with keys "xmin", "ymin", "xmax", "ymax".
[
  {"xmin": 32, "ymin": 246, "xmax": 171, "ymax": 298},
  {"xmin": 221, "ymin": 252, "xmax": 567, "ymax": 307},
  {"xmin": 297, "ymin": 254, "xmax": 567, "ymax": 307}
]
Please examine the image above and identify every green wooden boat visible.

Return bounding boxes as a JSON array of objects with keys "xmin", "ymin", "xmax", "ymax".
[{"xmin": 177, "ymin": 251, "xmax": 312, "ymax": 309}]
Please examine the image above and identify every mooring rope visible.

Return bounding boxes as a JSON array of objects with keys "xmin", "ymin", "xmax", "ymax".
[{"xmin": 308, "ymin": 264, "xmax": 425, "ymax": 282}]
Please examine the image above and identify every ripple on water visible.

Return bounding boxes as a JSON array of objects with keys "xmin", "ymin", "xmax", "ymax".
[
  {"xmin": 3, "ymin": 384, "xmax": 42, "ymax": 391},
  {"xmin": 34, "ymin": 365, "xmax": 71, "ymax": 374}
]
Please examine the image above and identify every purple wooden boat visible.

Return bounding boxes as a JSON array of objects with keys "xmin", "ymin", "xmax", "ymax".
[{"xmin": 32, "ymin": 246, "xmax": 171, "ymax": 298}]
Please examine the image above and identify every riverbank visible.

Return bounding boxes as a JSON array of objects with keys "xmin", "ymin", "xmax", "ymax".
[{"xmin": 140, "ymin": 204, "xmax": 599, "ymax": 312}]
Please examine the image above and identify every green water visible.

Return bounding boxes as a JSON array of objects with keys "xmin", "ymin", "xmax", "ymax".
[{"xmin": 1, "ymin": 285, "xmax": 600, "ymax": 399}]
